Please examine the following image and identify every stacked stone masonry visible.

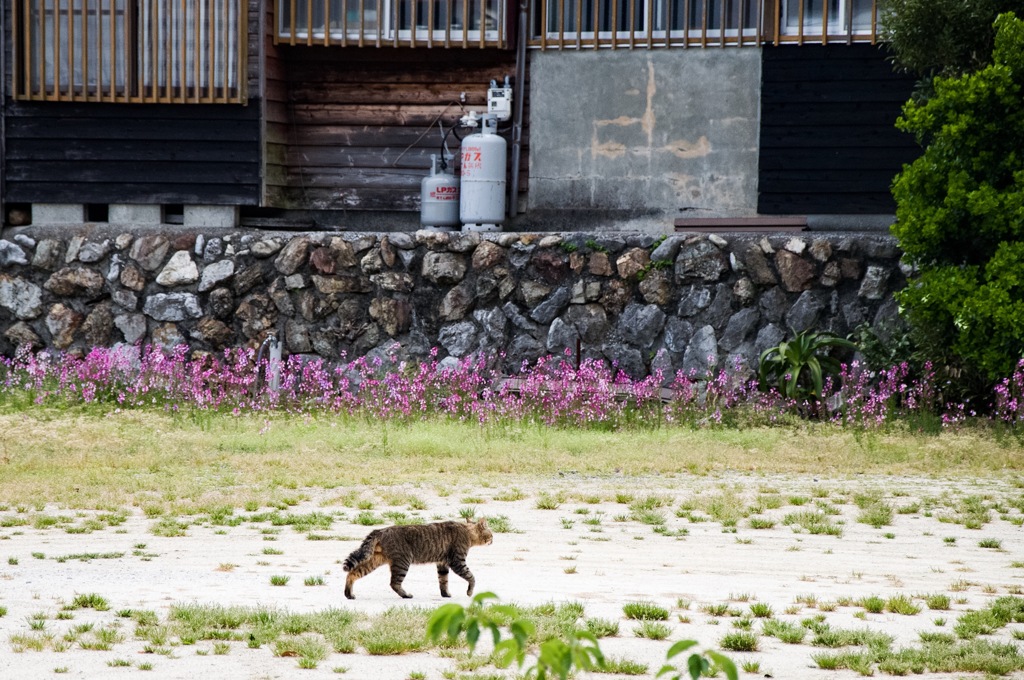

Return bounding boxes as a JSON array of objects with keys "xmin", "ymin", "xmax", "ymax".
[{"xmin": 0, "ymin": 228, "xmax": 906, "ymax": 378}]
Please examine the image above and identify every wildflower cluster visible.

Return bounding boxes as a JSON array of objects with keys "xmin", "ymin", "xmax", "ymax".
[{"xmin": 2, "ymin": 345, "xmax": 1023, "ymax": 431}]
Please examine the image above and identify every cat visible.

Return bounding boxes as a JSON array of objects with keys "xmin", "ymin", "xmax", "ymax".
[{"xmin": 342, "ymin": 518, "xmax": 492, "ymax": 599}]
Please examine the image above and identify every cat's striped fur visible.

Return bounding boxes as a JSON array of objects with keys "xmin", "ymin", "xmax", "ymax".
[{"xmin": 342, "ymin": 518, "xmax": 493, "ymax": 599}]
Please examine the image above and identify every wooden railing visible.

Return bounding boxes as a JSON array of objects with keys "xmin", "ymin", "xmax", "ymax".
[
  {"xmin": 13, "ymin": 0, "xmax": 247, "ymax": 104},
  {"xmin": 530, "ymin": 0, "xmax": 880, "ymax": 49},
  {"xmin": 274, "ymin": 0, "xmax": 508, "ymax": 48}
]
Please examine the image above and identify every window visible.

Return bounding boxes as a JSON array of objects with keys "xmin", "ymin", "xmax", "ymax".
[
  {"xmin": 275, "ymin": 0, "xmax": 506, "ymax": 47},
  {"xmin": 533, "ymin": 0, "xmax": 760, "ymax": 47},
  {"xmin": 779, "ymin": 0, "xmax": 875, "ymax": 39},
  {"xmin": 14, "ymin": 0, "xmax": 246, "ymax": 103}
]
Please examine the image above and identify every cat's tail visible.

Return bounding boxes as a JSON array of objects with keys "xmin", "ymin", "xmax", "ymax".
[{"xmin": 343, "ymin": 531, "xmax": 380, "ymax": 571}]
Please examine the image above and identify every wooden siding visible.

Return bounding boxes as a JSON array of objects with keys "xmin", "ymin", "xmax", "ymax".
[
  {"xmin": 268, "ymin": 46, "xmax": 526, "ymax": 211},
  {"xmin": 758, "ymin": 43, "xmax": 920, "ymax": 215},
  {"xmin": 3, "ymin": 101, "xmax": 261, "ymax": 205}
]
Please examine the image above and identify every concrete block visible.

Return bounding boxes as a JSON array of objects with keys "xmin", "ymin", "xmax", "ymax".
[
  {"xmin": 184, "ymin": 205, "xmax": 239, "ymax": 228},
  {"xmin": 109, "ymin": 204, "xmax": 165, "ymax": 225},
  {"xmin": 33, "ymin": 204, "xmax": 86, "ymax": 225}
]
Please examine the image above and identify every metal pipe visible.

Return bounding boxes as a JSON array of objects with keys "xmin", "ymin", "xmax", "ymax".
[{"xmin": 507, "ymin": 0, "xmax": 528, "ymax": 219}]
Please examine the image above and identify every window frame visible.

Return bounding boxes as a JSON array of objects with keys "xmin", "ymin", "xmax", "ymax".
[{"xmin": 12, "ymin": 0, "xmax": 248, "ymax": 105}]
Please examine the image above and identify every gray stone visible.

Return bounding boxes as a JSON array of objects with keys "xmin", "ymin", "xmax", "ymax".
[
  {"xmin": 347, "ymin": 235, "xmax": 377, "ymax": 253},
  {"xmin": 12, "ymin": 234, "xmax": 36, "ymax": 249},
  {"xmin": 754, "ymin": 324, "xmax": 786, "ymax": 359},
  {"xmin": 32, "ymin": 240, "xmax": 64, "ymax": 270},
  {"xmin": 360, "ymin": 248, "xmax": 384, "ymax": 274},
  {"xmin": 112, "ymin": 289, "xmax": 138, "ymax": 311},
  {"xmin": 235, "ymin": 294, "xmax": 278, "ymax": 340},
  {"xmin": 502, "ymin": 302, "xmax": 538, "ymax": 332},
  {"xmin": 859, "ymin": 266, "xmax": 890, "ymax": 300},
  {"xmin": 507, "ymin": 334, "xmax": 545, "ymax": 368},
  {"xmin": 546, "ymin": 317, "xmax": 580, "ymax": 353},
  {"xmin": 509, "ymin": 242, "xmax": 535, "ymax": 269},
  {"xmin": 602, "ymin": 341, "xmax": 646, "ymax": 379},
  {"xmin": 676, "ymin": 238, "xmax": 728, "ymax": 282},
  {"xmin": 783, "ymin": 237, "xmax": 807, "ymax": 255},
  {"xmin": 198, "ymin": 260, "xmax": 236, "ymax": 292},
  {"xmin": 369, "ymin": 298, "xmax": 412, "ymax": 337},
  {"xmin": 449, "ymin": 233, "xmax": 481, "ymax": 253},
  {"xmin": 438, "ymin": 321, "xmax": 479, "ymax": 357},
  {"xmin": 786, "ymin": 291, "xmax": 826, "ymax": 332},
  {"xmin": 193, "ymin": 317, "xmax": 233, "ymax": 348},
  {"xmin": 233, "ymin": 266, "xmax": 266, "ymax": 296},
  {"xmin": 473, "ymin": 307, "xmax": 508, "ymax": 347},
  {"xmin": 251, "ymin": 239, "xmax": 283, "ymax": 258},
  {"xmin": 588, "ymin": 252, "xmax": 613, "ymax": 276},
  {"xmin": 530, "ymin": 286, "xmax": 571, "ymax": 324},
  {"xmin": 820, "ymin": 261, "xmax": 841, "ymax": 287},
  {"xmin": 415, "ymin": 230, "xmax": 451, "ymax": 250},
  {"xmin": 566, "ymin": 303, "xmax": 609, "ymax": 343},
  {"xmin": 532, "ymin": 249, "xmax": 569, "ymax": 284},
  {"xmin": 44, "ymin": 267, "xmax": 105, "ymax": 297},
  {"xmin": 571, "ymin": 280, "xmax": 586, "ymax": 304},
  {"xmin": 275, "ymin": 237, "xmax": 312, "ymax": 275},
  {"xmin": 271, "ymin": 289, "xmax": 295, "ymax": 317},
  {"xmin": 285, "ymin": 319, "xmax": 313, "ymax": 354},
  {"xmin": 719, "ymin": 307, "xmax": 760, "ymax": 351},
  {"xmin": 156, "ymin": 251, "xmax": 200, "ymax": 287},
  {"xmin": 682, "ymin": 325, "xmax": 718, "ymax": 375},
  {"xmin": 861, "ymin": 238, "xmax": 899, "ymax": 259},
  {"xmin": 203, "ymin": 237, "xmax": 224, "ymax": 263},
  {"xmin": 843, "ymin": 300, "xmax": 869, "ymax": 329},
  {"xmin": 677, "ymin": 285, "xmax": 712, "ymax": 317},
  {"xmin": 422, "ymin": 252, "xmax": 467, "ymax": 284},
  {"xmin": 702, "ymin": 284, "xmax": 735, "ymax": 329},
  {"xmin": 650, "ymin": 235, "xmax": 684, "ymax": 262},
  {"xmin": 77, "ymin": 240, "xmax": 111, "ymax": 263},
  {"xmin": 284, "ymin": 274, "xmax": 306, "ymax": 290},
  {"xmin": 115, "ymin": 233, "xmax": 134, "ymax": 250},
  {"xmin": 664, "ymin": 317, "xmax": 694, "ymax": 353},
  {"xmin": 758, "ymin": 286, "xmax": 788, "ymax": 324},
  {"xmin": 129, "ymin": 235, "xmax": 170, "ymax": 271},
  {"xmin": 0, "ymin": 275, "xmax": 43, "ymax": 320},
  {"xmin": 618, "ymin": 303, "xmax": 666, "ymax": 348},
  {"xmin": 106, "ymin": 254, "xmax": 124, "ymax": 283},
  {"xmin": 143, "ymin": 293, "xmax": 202, "ymax": 322},
  {"xmin": 809, "ymin": 239, "xmax": 833, "ymax": 262},
  {"xmin": 0, "ymin": 240, "xmax": 29, "ymax": 266},
  {"xmin": 388, "ymin": 232, "xmax": 414, "ymax": 249},
  {"xmin": 472, "ymin": 240, "xmax": 507, "ymax": 269},
  {"xmin": 65, "ymin": 236, "xmax": 84, "ymax": 263}
]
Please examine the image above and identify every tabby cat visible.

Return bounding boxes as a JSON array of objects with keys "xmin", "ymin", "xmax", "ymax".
[{"xmin": 343, "ymin": 518, "xmax": 492, "ymax": 599}]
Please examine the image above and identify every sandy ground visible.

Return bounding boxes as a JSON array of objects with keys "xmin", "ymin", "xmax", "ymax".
[{"xmin": 1, "ymin": 473, "xmax": 1022, "ymax": 680}]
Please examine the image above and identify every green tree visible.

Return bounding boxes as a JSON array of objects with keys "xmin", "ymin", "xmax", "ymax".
[
  {"xmin": 891, "ymin": 12, "xmax": 1024, "ymax": 382},
  {"xmin": 881, "ymin": 0, "xmax": 1024, "ymax": 78}
]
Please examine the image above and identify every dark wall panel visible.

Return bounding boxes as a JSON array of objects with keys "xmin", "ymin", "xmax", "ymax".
[
  {"xmin": 4, "ymin": 102, "xmax": 261, "ymax": 205},
  {"xmin": 758, "ymin": 44, "xmax": 920, "ymax": 215}
]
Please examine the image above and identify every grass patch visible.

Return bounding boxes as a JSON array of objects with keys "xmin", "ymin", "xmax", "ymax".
[
  {"xmin": 720, "ymin": 631, "xmax": 759, "ymax": 652},
  {"xmin": 622, "ymin": 601, "xmax": 669, "ymax": 621},
  {"xmin": 633, "ymin": 621, "xmax": 671, "ymax": 640}
]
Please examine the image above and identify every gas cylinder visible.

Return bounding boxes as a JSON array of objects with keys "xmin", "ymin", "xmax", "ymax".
[
  {"xmin": 459, "ymin": 113, "xmax": 506, "ymax": 232},
  {"xmin": 420, "ymin": 154, "xmax": 461, "ymax": 230}
]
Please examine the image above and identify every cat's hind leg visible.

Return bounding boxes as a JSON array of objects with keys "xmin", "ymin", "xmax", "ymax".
[
  {"xmin": 344, "ymin": 553, "xmax": 385, "ymax": 599},
  {"xmin": 448, "ymin": 557, "xmax": 475, "ymax": 596}
]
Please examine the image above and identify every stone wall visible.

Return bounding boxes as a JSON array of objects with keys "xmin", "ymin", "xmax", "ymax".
[{"xmin": 0, "ymin": 227, "xmax": 905, "ymax": 377}]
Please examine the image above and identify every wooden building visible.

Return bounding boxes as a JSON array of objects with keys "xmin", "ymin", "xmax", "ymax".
[{"xmin": 1, "ymin": 1, "xmax": 918, "ymax": 227}]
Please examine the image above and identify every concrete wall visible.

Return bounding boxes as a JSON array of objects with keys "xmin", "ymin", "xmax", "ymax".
[
  {"xmin": 527, "ymin": 49, "xmax": 761, "ymax": 219},
  {"xmin": 0, "ymin": 226, "xmax": 904, "ymax": 380}
]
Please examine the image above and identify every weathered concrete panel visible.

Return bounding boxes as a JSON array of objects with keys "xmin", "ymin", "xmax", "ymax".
[{"xmin": 528, "ymin": 50, "xmax": 761, "ymax": 217}]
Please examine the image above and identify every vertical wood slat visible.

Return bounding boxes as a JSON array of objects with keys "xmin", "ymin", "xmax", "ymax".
[
  {"xmin": 629, "ymin": 0, "xmax": 635, "ymax": 47},
  {"xmin": 323, "ymin": 0, "xmax": 330, "ymax": 45},
  {"xmin": 108, "ymin": 0, "xmax": 115, "ymax": 99},
  {"xmin": 477, "ymin": 0, "xmax": 484, "ymax": 48},
  {"xmin": 821, "ymin": 0, "xmax": 829, "ymax": 44},
  {"xmin": 699, "ymin": 0, "xmax": 707, "ymax": 47},
  {"xmin": 645, "ymin": 0, "xmax": 652, "ymax": 48},
  {"xmin": 193, "ymin": 0, "xmax": 200, "ymax": 101},
  {"xmin": 682, "ymin": 0, "xmax": 690, "ymax": 48},
  {"xmin": 609, "ymin": 0, "xmax": 617, "ymax": 48},
  {"xmin": 461, "ymin": 0, "xmax": 467, "ymax": 47},
  {"xmin": 718, "ymin": 0, "xmax": 724, "ymax": 47},
  {"xmin": 306, "ymin": 0, "xmax": 313, "ymax": 44},
  {"xmin": 67, "ymin": 0, "xmax": 73, "ymax": 98},
  {"xmin": 12, "ymin": 0, "xmax": 20, "ymax": 98},
  {"xmin": 289, "ymin": 0, "xmax": 296, "ymax": 44},
  {"xmin": 81, "ymin": 0, "xmax": 89, "ymax": 99},
  {"xmin": 54, "ymin": 0, "xmax": 62, "ymax": 98},
  {"xmin": 222, "ymin": 1, "xmax": 229, "ymax": 102}
]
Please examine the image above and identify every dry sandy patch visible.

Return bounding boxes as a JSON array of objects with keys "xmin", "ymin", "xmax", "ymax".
[{"xmin": 1, "ymin": 473, "xmax": 1022, "ymax": 679}]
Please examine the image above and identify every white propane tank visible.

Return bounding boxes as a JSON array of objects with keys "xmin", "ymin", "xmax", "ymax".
[
  {"xmin": 420, "ymin": 154, "xmax": 461, "ymax": 230},
  {"xmin": 460, "ymin": 113, "xmax": 506, "ymax": 232}
]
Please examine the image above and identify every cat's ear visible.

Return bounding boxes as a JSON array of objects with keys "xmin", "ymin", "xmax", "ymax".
[{"xmin": 477, "ymin": 517, "xmax": 488, "ymax": 528}]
